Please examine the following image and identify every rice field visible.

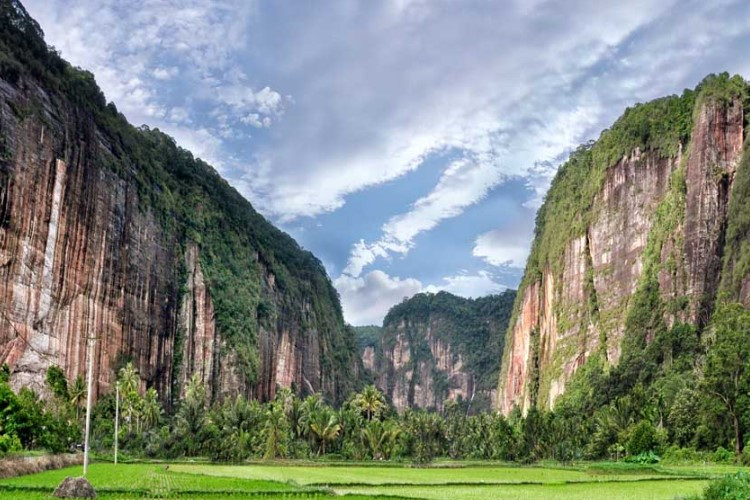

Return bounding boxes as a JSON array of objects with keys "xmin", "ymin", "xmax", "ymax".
[{"xmin": 0, "ymin": 461, "xmax": 733, "ymax": 499}]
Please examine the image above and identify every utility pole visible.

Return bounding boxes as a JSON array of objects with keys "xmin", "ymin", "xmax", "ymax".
[
  {"xmin": 83, "ymin": 334, "xmax": 95, "ymax": 476},
  {"xmin": 114, "ymin": 383, "xmax": 119, "ymax": 465}
]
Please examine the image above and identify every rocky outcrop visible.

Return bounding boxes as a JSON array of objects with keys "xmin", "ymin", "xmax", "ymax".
[
  {"xmin": 0, "ymin": 0, "xmax": 361, "ymax": 406},
  {"xmin": 499, "ymin": 76, "xmax": 749, "ymax": 414},
  {"xmin": 361, "ymin": 291, "xmax": 515, "ymax": 413}
]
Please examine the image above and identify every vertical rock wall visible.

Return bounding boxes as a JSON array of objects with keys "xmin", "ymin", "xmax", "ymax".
[
  {"xmin": 498, "ymin": 94, "xmax": 747, "ymax": 414},
  {"xmin": 0, "ymin": 43, "xmax": 360, "ymax": 405}
]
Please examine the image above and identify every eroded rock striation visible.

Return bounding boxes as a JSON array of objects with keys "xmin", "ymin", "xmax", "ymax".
[
  {"xmin": 499, "ymin": 74, "xmax": 750, "ymax": 414},
  {"xmin": 0, "ymin": 0, "xmax": 361, "ymax": 406}
]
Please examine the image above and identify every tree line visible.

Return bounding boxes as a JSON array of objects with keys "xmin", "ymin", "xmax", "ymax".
[{"xmin": 2, "ymin": 303, "xmax": 750, "ymax": 464}]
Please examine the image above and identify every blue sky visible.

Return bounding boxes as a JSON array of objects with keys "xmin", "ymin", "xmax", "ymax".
[{"xmin": 26, "ymin": 0, "xmax": 750, "ymax": 325}]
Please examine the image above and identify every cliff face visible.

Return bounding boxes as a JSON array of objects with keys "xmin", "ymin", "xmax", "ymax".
[
  {"xmin": 499, "ymin": 75, "xmax": 749, "ymax": 414},
  {"xmin": 0, "ymin": 0, "xmax": 361, "ymax": 406},
  {"xmin": 359, "ymin": 291, "xmax": 515, "ymax": 413}
]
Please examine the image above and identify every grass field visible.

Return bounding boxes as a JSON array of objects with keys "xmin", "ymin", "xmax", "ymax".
[{"xmin": 0, "ymin": 461, "xmax": 734, "ymax": 499}]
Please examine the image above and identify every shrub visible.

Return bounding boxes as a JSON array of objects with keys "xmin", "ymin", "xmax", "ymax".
[
  {"xmin": 625, "ymin": 451, "xmax": 661, "ymax": 464},
  {"xmin": 0, "ymin": 433, "xmax": 22, "ymax": 456},
  {"xmin": 662, "ymin": 446, "xmax": 707, "ymax": 464},
  {"xmin": 627, "ymin": 420, "xmax": 659, "ymax": 456},
  {"xmin": 702, "ymin": 472, "xmax": 750, "ymax": 500},
  {"xmin": 712, "ymin": 446, "xmax": 735, "ymax": 464}
]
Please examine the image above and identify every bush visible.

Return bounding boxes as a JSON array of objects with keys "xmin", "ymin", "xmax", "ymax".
[
  {"xmin": 627, "ymin": 420, "xmax": 659, "ymax": 456},
  {"xmin": 712, "ymin": 446, "xmax": 735, "ymax": 464},
  {"xmin": 702, "ymin": 472, "xmax": 750, "ymax": 500},
  {"xmin": 0, "ymin": 433, "xmax": 22, "ymax": 456},
  {"xmin": 625, "ymin": 451, "xmax": 661, "ymax": 464},
  {"xmin": 662, "ymin": 445, "xmax": 708, "ymax": 464}
]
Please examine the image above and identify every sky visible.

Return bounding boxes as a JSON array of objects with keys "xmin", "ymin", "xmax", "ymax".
[{"xmin": 24, "ymin": 0, "xmax": 750, "ymax": 326}]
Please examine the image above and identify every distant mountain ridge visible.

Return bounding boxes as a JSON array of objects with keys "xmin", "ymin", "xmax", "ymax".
[{"xmin": 356, "ymin": 290, "xmax": 515, "ymax": 413}]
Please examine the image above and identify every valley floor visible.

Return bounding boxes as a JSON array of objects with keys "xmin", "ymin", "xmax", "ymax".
[{"xmin": 0, "ymin": 461, "xmax": 734, "ymax": 499}]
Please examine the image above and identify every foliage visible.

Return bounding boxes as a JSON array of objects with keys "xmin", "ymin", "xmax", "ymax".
[
  {"xmin": 626, "ymin": 420, "xmax": 660, "ymax": 456},
  {"xmin": 701, "ymin": 304, "xmax": 750, "ymax": 455},
  {"xmin": 0, "ymin": 372, "xmax": 78, "ymax": 456},
  {"xmin": 702, "ymin": 471, "xmax": 750, "ymax": 500},
  {"xmin": 352, "ymin": 385, "xmax": 386, "ymax": 421},
  {"xmin": 0, "ymin": 0, "xmax": 360, "ymax": 403},
  {"xmin": 721, "ymin": 137, "xmax": 750, "ymax": 301},
  {"xmin": 353, "ymin": 326, "xmax": 382, "ymax": 351},
  {"xmin": 44, "ymin": 366, "xmax": 68, "ymax": 400},
  {"xmin": 624, "ymin": 451, "xmax": 661, "ymax": 464},
  {"xmin": 379, "ymin": 290, "xmax": 515, "ymax": 409}
]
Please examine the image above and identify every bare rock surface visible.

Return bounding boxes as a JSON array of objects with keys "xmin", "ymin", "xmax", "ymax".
[{"xmin": 53, "ymin": 477, "xmax": 96, "ymax": 498}]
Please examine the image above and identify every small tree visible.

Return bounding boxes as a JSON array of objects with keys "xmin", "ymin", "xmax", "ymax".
[
  {"xmin": 626, "ymin": 420, "xmax": 658, "ymax": 456},
  {"xmin": 702, "ymin": 304, "xmax": 750, "ymax": 456},
  {"xmin": 69, "ymin": 376, "xmax": 86, "ymax": 420},
  {"xmin": 263, "ymin": 404, "xmax": 289, "ymax": 460},
  {"xmin": 308, "ymin": 408, "xmax": 341, "ymax": 456},
  {"xmin": 353, "ymin": 385, "xmax": 386, "ymax": 421},
  {"xmin": 45, "ymin": 366, "xmax": 68, "ymax": 401}
]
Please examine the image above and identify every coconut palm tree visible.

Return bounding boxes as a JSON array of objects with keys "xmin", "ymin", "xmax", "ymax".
[
  {"xmin": 362, "ymin": 419, "xmax": 400, "ymax": 460},
  {"xmin": 308, "ymin": 408, "xmax": 341, "ymax": 456},
  {"xmin": 142, "ymin": 387, "xmax": 162, "ymax": 430},
  {"xmin": 118, "ymin": 362, "xmax": 139, "ymax": 396},
  {"xmin": 300, "ymin": 393, "xmax": 325, "ymax": 441},
  {"xmin": 174, "ymin": 375, "xmax": 208, "ymax": 456},
  {"xmin": 69, "ymin": 375, "xmax": 86, "ymax": 420},
  {"xmin": 118, "ymin": 362, "xmax": 141, "ymax": 432},
  {"xmin": 263, "ymin": 404, "xmax": 289, "ymax": 460},
  {"xmin": 353, "ymin": 385, "xmax": 386, "ymax": 421}
]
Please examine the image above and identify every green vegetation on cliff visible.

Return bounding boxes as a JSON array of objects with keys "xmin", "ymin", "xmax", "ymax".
[
  {"xmin": 721, "ymin": 137, "xmax": 750, "ymax": 300},
  {"xmin": 495, "ymin": 73, "xmax": 750, "ymax": 464},
  {"xmin": 383, "ymin": 291, "xmax": 516, "ymax": 394},
  {"xmin": 365, "ymin": 290, "xmax": 515, "ymax": 411},
  {"xmin": 502, "ymin": 73, "xmax": 750, "ymax": 407},
  {"xmin": 0, "ymin": 0, "xmax": 359, "ymax": 401}
]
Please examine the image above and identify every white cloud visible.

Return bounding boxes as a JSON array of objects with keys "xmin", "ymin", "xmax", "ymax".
[
  {"xmin": 239, "ymin": 0, "xmax": 689, "ymax": 221},
  {"xmin": 336, "ymin": 268, "xmax": 509, "ymax": 325},
  {"xmin": 216, "ymin": 83, "xmax": 286, "ymax": 125},
  {"xmin": 23, "ymin": 0, "xmax": 283, "ymax": 172},
  {"xmin": 334, "ymin": 270, "xmax": 422, "ymax": 326},
  {"xmin": 424, "ymin": 271, "xmax": 507, "ymax": 298},
  {"xmin": 473, "ymin": 229, "xmax": 531, "ymax": 268},
  {"xmin": 341, "ymin": 101, "xmax": 600, "ymax": 278},
  {"xmin": 241, "ymin": 113, "xmax": 272, "ymax": 128},
  {"xmin": 153, "ymin": 66, "xmax": 179, "ymax": 80}
]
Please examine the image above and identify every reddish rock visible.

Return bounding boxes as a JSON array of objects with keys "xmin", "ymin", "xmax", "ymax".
[{"xmin": 499, "ymin": 96, "xmax": 746, "ymax": 414}]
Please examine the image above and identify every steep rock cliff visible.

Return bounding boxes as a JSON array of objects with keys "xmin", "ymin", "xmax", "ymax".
[
  {"xmin": 499, "ymin": 74, "xmax": 750, "ymax": 414},
  {"xmin": 0, "ymin": 0, "xmax": 361, "ymax": 406},
  {"xmin": 359, "ymin": 290, "xmax": 515, "ymax": 413}
]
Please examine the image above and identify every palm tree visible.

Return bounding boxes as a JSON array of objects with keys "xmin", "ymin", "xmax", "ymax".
[
  {"xmin": 118, "ymin": 362, "xmax": 139, "ymax": 396},
  {"xmin": 142, "ymin": 387, "xmax": 162, "ymax": 430},
  {"xmin": 263, "ymin": 404, "xmax": 289, "ymax": 460},
  {"xmin": 308, "ymin": 409, "xmax": 341, "ymax": 456},
  {"xmin": 300, "ymin": 393, "xmax": 325, "ymax": 441},
  {"xmin": 174, "ymin": 375, "xmax": 208, "ymax": 456},
  {"xmin": 353, "ymin": 385, "xmax": 386, "ymax": 421},
  {"xmin": 69, "ymin": 375, "xmax": 86, "ymax": 420},
  {"xmin": 275, "ymin": 387, "xmax": 295, "ymax": 415},
  {"xmin": 362, "ymin": 419, "xmax": 400, "ymax": 460},
  {"xmin": 118, "ymin": 362, "xmax": 141, "ymax": 433}
]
